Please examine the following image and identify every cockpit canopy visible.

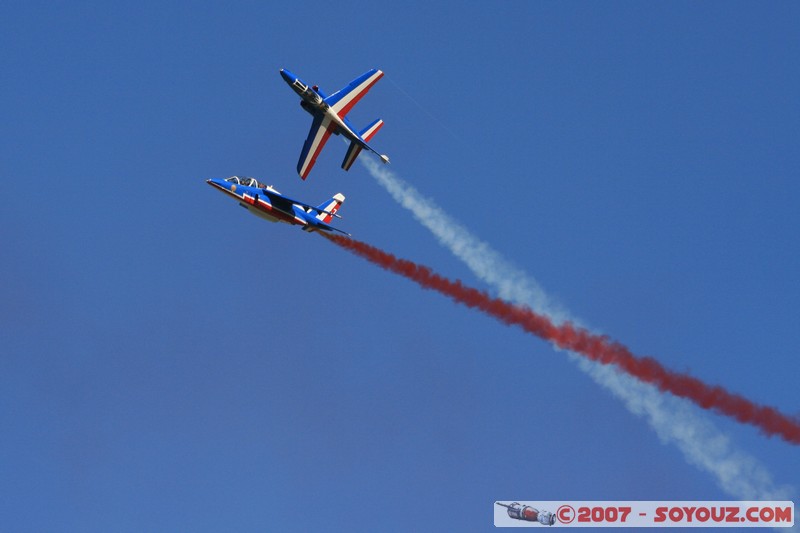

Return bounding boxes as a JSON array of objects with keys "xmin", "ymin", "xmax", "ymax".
[{"xmin": 225, "ymin": 176, "xmax": 266, "ymax": 188}]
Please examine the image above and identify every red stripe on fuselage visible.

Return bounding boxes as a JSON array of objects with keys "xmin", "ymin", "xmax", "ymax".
[{"xmin": 242, "ymin": 193, "xmax": 303, "ymax": 226}]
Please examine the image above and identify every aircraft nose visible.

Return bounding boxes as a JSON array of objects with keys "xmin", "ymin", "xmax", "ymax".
[
  {"xmin": 280, "ymin": 68, "xmax": 295, "ymax": 84},
  {"xmin": 206, "ymin": 178, "xmax": 228, "ymax": 191}
]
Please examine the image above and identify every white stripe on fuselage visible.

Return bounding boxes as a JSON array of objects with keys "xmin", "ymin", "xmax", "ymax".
[
  {"xmin": 239, "ymin": 194, "xmax": 279, "ymax": 223},
  {"xmin": 325, "ymin": 108, "xmax": 379, "ymax": 158},
  {"xmin": 327, "ymin": 111, "xmax": 358, "ymax": 141}
]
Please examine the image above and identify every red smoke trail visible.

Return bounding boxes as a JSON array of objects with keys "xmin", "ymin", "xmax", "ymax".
[{"xmin": 324, "ymin": 234, "xmax": 800, "ymax": 446}]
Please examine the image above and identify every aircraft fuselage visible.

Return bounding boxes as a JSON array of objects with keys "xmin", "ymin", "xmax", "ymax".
[
  {"xmin": 282, "ymin": 70, "xmax": 364, "ymax": 146},
  {"xmin": 207, "ymin": 179, "xmax": 309, "ymax": 228}
]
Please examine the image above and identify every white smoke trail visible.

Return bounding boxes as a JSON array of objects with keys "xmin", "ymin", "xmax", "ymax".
[
  {"xmin": 360, "ymin": 157, "xmax": 795, "ymax": 503},
  {"xmin": 361, "ymin": 158, "xmax": 572, "ymax": 326}
]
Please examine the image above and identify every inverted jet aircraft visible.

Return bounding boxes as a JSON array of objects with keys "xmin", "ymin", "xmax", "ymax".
[
  {"xmin": 280, "ymin": 68, "xmax": 390, "ymax": 180},
  {"xmin": 207, "ymin": 176, "xmax": 349, "ymax": 235}
]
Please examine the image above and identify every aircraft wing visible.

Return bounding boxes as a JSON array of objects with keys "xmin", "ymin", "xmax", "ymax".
[
  {"xmin": 260, "ymin": 188, "xmax": 342, "ymax": 219},
  {"xmin": 298, "ymin": 113, "xmax": 337, "ymax": 180},
  {"xmin": 323, "ymin": 68, "xmax": 384, "ymax": 119}
]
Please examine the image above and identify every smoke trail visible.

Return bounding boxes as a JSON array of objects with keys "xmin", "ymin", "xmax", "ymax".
[
  {"xmin": 324, "ymin": 234, "xmax": 800, "ymax": 446},
  {"xmin": 573, "ymin": 355, "xmax": 794, "ymax": 501},
  {"xmin": 361, "ymin": 158, "xmax": 572, "ymax": 326},
  {"xmin": 360, "ymin": 158, "xmax": 795, "ymax": 500}
]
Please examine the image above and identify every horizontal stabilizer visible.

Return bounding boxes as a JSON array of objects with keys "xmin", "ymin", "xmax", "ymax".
[
  {"xmin": 321, "ymin": 223, "xmax": 351, "ymax": 237},
  {"xmin": 342, "ymin": 119, "xmax": 384, "ymax": 171},
  {"xmin": 303, "ymin": 220, "xmax": 351, "ymax": 236},
  {"xmin": 360, "ymin": 118, "xmax": 384, "ymax": 142},
  {"xmin": 341, "ymin": 143, "xmax": 363, "ymax": 171}
]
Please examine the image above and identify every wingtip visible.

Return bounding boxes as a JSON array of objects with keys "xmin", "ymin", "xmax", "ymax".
[{"xmin": 381, "ymin": 154, "xmax": 390, "ymax": 164}]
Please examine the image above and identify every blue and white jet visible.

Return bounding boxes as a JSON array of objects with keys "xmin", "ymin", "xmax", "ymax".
[
  {"xmin": 207, "ymin": 176, "xmax": 349, "ymax": 235},
  {"xmin": 280, "ymin": 68, "xmax": 390, "ymax": 180}
]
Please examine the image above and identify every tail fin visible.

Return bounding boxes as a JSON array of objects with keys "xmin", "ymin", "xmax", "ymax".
[
  {"xmin": 342, "ymin": 119, "xmax": 384, "ymax": 171},
  {"xmin": 313, "ymin": 193, "xmax": 345, "ymax": 223}
]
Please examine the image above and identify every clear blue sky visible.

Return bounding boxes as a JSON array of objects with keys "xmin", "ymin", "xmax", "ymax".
[{"xmin": 1, "ymin": 2, "xmax": 798, "ymax": 531}]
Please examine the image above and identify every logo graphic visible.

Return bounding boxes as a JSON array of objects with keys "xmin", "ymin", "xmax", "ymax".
[
  {"xmin": 494, "ymin": 501, "xmax": 794, "ymax": 528},
  {"xmin": 496, "ymin": 502, "xmax": 556, "ymax": 526}
]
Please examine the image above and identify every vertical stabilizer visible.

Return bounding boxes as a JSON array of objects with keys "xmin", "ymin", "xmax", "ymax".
[{"xmin": 314, "ymin": 193, "xmax": 346, "ymax": 223}]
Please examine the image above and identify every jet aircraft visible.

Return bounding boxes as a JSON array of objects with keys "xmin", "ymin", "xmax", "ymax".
[
  {"xmin": 280, "ymin": 68, "xmax": 389, "ymax": 180},
  {"xmin": 207, "ymin": 176, "xmax": 349, "ymax": 235}
]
